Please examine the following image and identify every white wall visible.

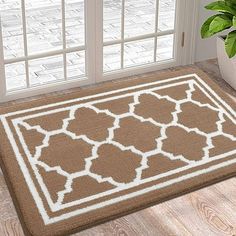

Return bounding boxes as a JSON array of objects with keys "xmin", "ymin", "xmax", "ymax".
[{"xmin": 195, "ymin": 0, "xmax": 217, "ymax": 62}]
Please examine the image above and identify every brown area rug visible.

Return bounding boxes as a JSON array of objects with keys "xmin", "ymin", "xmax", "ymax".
[{"xmin": 0, "ymin": 68, "xmax": 235, "ymax": 236}]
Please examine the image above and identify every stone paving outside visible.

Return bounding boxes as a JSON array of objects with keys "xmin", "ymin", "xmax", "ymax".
[{"xmin": 0, "ymin": 0, "xmax": 175, "ymax": 91}]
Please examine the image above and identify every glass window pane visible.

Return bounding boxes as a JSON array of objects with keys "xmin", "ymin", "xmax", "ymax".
[
  {"xmin": 67, "ymin": 51, "xmax": 86, "ymax": 80},
  {"xmin": 5, "ymin": 62, "xmax": 27, "ymax": 91},
  {"xmin": 0, "ymin": 0, "xmax": 24, "ymax": 59},
  {"xmin": 65, "ymin": 0, "xmax": 85, "ymax": 48},
  {"xmin": 29, "ymin": 55, "xmax": 64, "ymax": 87},
  {"xmin": 124, "ymin": 38, "xmax": 154, "ymax": 68},
  {"xmin": 103, "ymin": 44, "xmax": 121, "ymax": 73},
  {"xmin": 156, "ymin": 34, "xmax": 174, "ymax": 61},
  {"xmin": 124, "ymin": 0, "xmax": 156, "ymax": 38},
  {"xmin": 158, "ymin": 0, "xmax": 176, "ymax": 31},
  {"xmin": 25, "ymin": 0, "xmax": 62, "ymax": 55},
  {"xmin": 103, "ymin": 0, "xmax": 122, "ymax": 42}
]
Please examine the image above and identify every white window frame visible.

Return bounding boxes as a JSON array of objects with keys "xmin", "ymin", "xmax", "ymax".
[
  {"xmin": 0, "ymin": 0, "xmax": 199, "ymax": 103},
  {"xmin": 95, "ymin": 0, "xmax": 200, "ymax": 82},
  {"xmin": 0, "ymin": 0, "xmax": 97, "ymax": 102}
]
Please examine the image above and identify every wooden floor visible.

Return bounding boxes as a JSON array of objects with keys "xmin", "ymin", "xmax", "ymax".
[{"xmin": 0, "ymin": 59, "xmax": 235, "ymax": 236}]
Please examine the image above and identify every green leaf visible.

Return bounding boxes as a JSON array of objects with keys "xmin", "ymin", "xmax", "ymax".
[
  {"xmin": 205, "ymin": 1, "xmax": 236, "ymax": 16},
  {"xmin": 201, "ymin": 15, "xmax": 221, "ymax": 38},
  {"xmin": 233, "ymin": 16, "xmax": 236, "ymax": 27},
  {"xmin": 225, "ymin": 30, "xmax": 236, "ymax": 58},
  {"xmin": 209, "ymin": 14, "xmax": 232, "ymax": 34},
  {"xmin": 225, "ymin": 0, "xmax": 236, "ymax": 6}
]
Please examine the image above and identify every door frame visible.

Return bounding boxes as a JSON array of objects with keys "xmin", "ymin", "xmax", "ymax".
[
  {"xmin": 0, "ymin": 0, "xmax": 200, "ymax": 103},
  {"xmin": 0, "ymin": 21, "xmax": 6, "ymax": 102},
  {"xmin": 0, "ymin": 0, "xmax": 97, "ymax": 103},
  {"xmin": 96, "ymin": 0, "xmax": 200, "ymax": 83}
]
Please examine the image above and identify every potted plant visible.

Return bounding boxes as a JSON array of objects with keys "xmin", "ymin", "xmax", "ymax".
[{"xmin": 201, "ymin": 0, "xmax": 236, "ymax": 89}]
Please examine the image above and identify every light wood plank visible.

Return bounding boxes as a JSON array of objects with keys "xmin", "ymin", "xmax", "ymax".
[{"xmin": 0, "ymin": 219, "xmax": 24, "ymax": 236}]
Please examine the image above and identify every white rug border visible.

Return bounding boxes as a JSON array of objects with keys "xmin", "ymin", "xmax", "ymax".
[
  {"xmin": 10, "ymin": 79, "xmax": 236, "ymax": 212},
  {"xmin": 0, "ymin": 73, "xmax": 235, "ymax": 225}
]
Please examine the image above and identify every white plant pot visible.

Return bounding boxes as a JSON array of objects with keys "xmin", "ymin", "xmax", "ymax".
[{"xmin": 217, "ymin": 36, "xmax": 236, "ymax": 90}]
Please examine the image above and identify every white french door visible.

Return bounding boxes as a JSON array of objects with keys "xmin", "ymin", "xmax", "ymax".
[
  {"xmin": 0, "ymin": 0, "xmax": 196, "ymax": 102},
  {"xmin": 99, "ymin": 0, "xmax": 185, "ymax": 82}
]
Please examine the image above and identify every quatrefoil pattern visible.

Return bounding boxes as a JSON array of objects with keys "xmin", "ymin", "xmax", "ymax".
[{"xmin": 11, "ymin": 76, "xmax": 236, "ymax": 224}]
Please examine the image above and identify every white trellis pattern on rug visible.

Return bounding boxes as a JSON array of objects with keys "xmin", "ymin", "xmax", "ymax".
[{"xmin": 2, "ymin": 74, "xmax": 236, "ymax": 224}]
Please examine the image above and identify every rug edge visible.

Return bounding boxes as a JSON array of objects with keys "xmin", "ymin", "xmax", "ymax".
[{"xmin": 0, "ymin": 67, "xmax": 235, "ymax": 236}]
